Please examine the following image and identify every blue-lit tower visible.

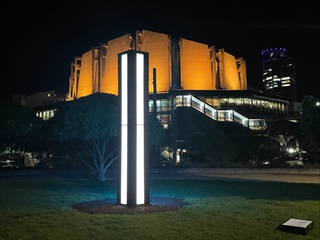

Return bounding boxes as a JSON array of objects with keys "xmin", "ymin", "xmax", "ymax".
[{"xmin": 261, "ymin": 48, "xmax": 297, "ymax": 102}]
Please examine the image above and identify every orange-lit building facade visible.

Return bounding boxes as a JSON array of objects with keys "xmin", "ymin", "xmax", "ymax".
[
  {"xmin": 65, "ymin": 29, "xmax": 288, "ymax": 131},
  {"xmin": 67, "ymin": 29, "xmax": 247, "ymax": 100}
]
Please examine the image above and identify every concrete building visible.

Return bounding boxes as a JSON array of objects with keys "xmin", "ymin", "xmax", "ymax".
[
  {"xmin": 67, "ymin": 29, "xmax": 247, "ymax": 99},
  {"xmin": 12, "ymin": 91, "xmax": 65, "ymax": 109},
  {"xmin": 66, "ymin": 29, "xmax": 288, "ymax": 130}
]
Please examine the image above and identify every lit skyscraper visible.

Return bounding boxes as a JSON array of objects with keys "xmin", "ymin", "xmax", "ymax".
[{"xmin": 261, "ymin": 48, "xmax": 297, "ymax": 102}]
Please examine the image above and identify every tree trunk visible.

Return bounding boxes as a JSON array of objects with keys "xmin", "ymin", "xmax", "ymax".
[{"xmin": 97, "ymin": 168, "xmax": 106, "ymax": 182}]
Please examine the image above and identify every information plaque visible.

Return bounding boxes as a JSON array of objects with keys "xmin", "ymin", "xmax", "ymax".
[{"xmin": 279, "ymin": 218, "xmax": 314, "ymax": 235}]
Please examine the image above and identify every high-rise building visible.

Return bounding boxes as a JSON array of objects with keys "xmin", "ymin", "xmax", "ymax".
[{"xmin": 261, "ymin": 48, "xmax": 297, "ymax": 102}]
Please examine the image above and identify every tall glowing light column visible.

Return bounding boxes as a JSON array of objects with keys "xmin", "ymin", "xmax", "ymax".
[{"xmin": 118, "ymin": 50, "xmax": 150, "ymax": 207}]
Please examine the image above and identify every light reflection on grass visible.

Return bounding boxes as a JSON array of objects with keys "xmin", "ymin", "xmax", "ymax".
[{"xmin": 0, "ymin": 178, "xmax": 319, "ymax": 240}]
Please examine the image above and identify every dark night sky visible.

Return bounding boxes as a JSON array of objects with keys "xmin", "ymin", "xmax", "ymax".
[{"xmin": 2, "ymin": 1, "xmax": 319, "ymax": 102}]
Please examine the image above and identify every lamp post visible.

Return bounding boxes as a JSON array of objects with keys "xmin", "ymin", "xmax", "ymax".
[{"xmin": 117, "ymin": 50, "xmax": 150, "ymax": 207}]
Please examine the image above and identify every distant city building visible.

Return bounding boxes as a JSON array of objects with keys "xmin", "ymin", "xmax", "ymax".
[
  {"xmin": 25, "ymin": 91, "xmax": 65, "ymax": 109},
  {"xmin": 261, "ymin": 48, "xmax": 297, "ymax": 102},
  {"xmin": 11, "ymin": 91, "xmax": 65, "ymax": 121}
]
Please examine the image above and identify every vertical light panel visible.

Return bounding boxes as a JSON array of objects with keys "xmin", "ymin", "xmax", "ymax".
[
  {"xmin": 136, "ymin": 53, "xmax": 145, "ymax": 204},
  {"xmin": 120, "ymin": 54, "xmax": 128, "ymax": 205},
  {"xmin": 118, "ymin": 50, "xmax": 149, "ymax": 207}
]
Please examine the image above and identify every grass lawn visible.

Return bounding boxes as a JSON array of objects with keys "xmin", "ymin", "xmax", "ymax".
[{"xmin": 0, "ymin": 177, "xmax": 319, "ymax": 240}]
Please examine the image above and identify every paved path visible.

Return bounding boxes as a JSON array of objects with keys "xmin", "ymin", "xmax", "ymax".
[
  {"xmin": 150, "ymin": 172, "xmax": 320, "ymax": 184},
  {"xmin": 1, "ymin": 169, "xmax": 319, "ymax": 184}
]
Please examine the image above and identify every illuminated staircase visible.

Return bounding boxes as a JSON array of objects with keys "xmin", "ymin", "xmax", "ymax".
[{"xmin": 174, "ymin": 94, "xmax": 267, "ymax": 131}]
